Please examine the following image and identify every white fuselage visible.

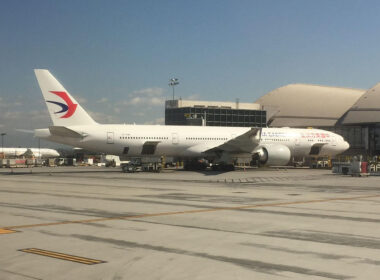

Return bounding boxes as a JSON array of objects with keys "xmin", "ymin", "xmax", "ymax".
[
  {"xmin": 0, "ymin": 148, "xmax": 60, "ymax": 158},
  {"xmin": 36, "ymin": 124, "xmax": 349, "ymax": 159}
]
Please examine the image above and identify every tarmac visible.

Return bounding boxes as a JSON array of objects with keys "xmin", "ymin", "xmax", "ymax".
[{"xmin": 0, "ymin": 166, "xmax": 380, "ymax": 279}]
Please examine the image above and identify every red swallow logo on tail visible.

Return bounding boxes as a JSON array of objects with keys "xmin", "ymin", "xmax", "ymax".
[{"xmin": 46, "ymin": 91, "xmax": 77, "ymax": 118}]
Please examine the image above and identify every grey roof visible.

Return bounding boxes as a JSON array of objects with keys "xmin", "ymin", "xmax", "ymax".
[
  {"xmin": 256, "ymin": 84, "xmax": 365, "ymax": 127},
  {"xmin": 340, "ymin": 82, "xmax": 380, "ymax": 124}
]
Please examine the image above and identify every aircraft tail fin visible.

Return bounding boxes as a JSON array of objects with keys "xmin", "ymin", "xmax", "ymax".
[{"xmin": 34, "ymin": 69, "xmax": 97, "ymax": 126}]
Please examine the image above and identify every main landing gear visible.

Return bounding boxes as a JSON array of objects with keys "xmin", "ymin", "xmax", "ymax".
[
  {"xmin": 211, "ymin": 163, "xmax": 235, "ymax": 171},
  {"xmin": 183, "ymin": 159, "xmax": 208, "ymax": 171}
]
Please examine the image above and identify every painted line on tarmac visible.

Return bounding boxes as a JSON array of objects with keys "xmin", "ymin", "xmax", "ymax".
[
  {"xmin": 0, "ymin": 228, "xmax": 18, "ymax": 234},
  {"xmin": 19, "ymin": 248, "xmax": 105, "ymax": 265},
  {"xmin": 2, "ymin": 194, "xmax": 380, "ymax": 232}
]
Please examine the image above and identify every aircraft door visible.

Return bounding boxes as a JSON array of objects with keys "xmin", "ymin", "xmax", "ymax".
[
  {"xmin": 107, "ymin": 132, "xmax": 114, "ymax": 144},
  {"xmin": 172, "ymin": 133, "xmax": 179, "ymax": 144},
  {"xmin": 294, "ymin": 138, "xmax": 300, "ymax": 146}
]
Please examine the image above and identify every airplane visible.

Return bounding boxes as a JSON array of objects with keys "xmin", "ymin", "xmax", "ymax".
[
  {"xmin": 33, "ymin": 69, "xmax": 350, "ymax": 170},
  {"xmin": 0, "ymin": 147, "xmax": 59, "ymax": 158}
]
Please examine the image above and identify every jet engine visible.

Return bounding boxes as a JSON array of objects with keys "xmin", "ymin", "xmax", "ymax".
[{"xmin": 255, "ymin": 144, "xmax": 291, "ymax": 166}]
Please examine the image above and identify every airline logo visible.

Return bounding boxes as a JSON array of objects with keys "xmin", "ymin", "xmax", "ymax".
[{"xmin": 46, "ymin": 91, "xmax": 77, "ymax": 118}]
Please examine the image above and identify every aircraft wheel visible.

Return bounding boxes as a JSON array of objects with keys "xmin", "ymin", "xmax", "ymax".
[{"xmin": 211, "ymin": 165, "xmax": 219, "ymax": 171}]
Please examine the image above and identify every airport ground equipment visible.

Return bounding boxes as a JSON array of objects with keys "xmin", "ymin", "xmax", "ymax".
[
  {"xmin": 6, "ymin": 159, "xmax": 27, "ymax": 168},
  {"xmin": 66, "ymin": 158, "xmax": 77, "ymax": 166},
  {"xmin": 84, "ymin": 158, "xmax": 93, "ymax": 165},
  {"xmin": 102, "ymin": 155, "xmax": 129, "ymax": 167},
  {"xmin": 332, "ymin": 156, "xmax": 370, "ymax": 176},
  {"xmin": 56, "ymin": 158, "xmax": 65, "ymax": 166},
  {"xmin": 310, "ymin": 158, "xmax": 330, "ymax": 169},
  {"xmin": 34, "ymin": 158, "xmax": 43, "ymax": 167},
  {"xmin": 121, "ymin": 158, "xmax": 162, "ymax": 173},
  {"xmin": 47, "ymin": 158, "xmax": 56, "ymax": 167},
  {"xmin": 184, "ymin": 159, "xmax": 209, "ymax": 170},
  {"xmin": 26, "ymin": 159, "xmax": 34, "ymax": 167},
  {"xmin": 55, "ymin": 158, "xmax": 76, "ymax": 166},
  {"xmin": 0, "ymin": 158, "xmax": 44, "ymax": 168}
]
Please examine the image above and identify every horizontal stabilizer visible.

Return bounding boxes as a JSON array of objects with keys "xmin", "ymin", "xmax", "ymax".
[
  {"xmin": 15, "ymin": 129, "xmax": 35, "ymax": 134},
  {"xmin": 49, "ymin": 126, "xmax": 87, "ymax": 138}
]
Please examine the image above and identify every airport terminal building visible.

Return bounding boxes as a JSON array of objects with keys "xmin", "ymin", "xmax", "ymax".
[
  {"xmin": 165, "ymin": 81, "xmax": 380, "ymax": 156},
  {"xmin": 256, "ymin": 83, "xmax": 380, "ymax": 155},
  {"xmin": 165, "ymin": 99, "xmax": 266, "ymax": 127}
]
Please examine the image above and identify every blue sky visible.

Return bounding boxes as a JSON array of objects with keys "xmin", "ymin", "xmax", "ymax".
[{"xmin": 1, "ymin": 0, "xmax": 380, "ymax": 147}]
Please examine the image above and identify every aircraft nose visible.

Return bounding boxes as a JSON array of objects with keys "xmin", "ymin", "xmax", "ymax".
[{"xmin": 342, "ymin": 141, "xmax": 350, "ymax": 151}]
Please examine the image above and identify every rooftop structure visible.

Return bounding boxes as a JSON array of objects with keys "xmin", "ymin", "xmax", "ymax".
[
  {"xmin": 165, "ymin": 99, "xmax": 261, "ymax": 110},
  {"xmin": 340, "ymin": 81, "xmax": 380, "ymax": 125},
  {"xmin": 255, "ymin": 84, "xmax": 365, "ymax": 127},
  {"xmin": 165, "ymin": 99, "xmax": 265, "ymax": 127}
]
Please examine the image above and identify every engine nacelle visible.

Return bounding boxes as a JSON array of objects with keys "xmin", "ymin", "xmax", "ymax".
[{"xmin": 255, "ymin": 145, "xmax": 291, "ymax": 166}]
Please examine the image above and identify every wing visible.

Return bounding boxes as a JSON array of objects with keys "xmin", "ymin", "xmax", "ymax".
[{"xmin": 203, "ymin": 128, "xmax": 261, "ymax": 154}]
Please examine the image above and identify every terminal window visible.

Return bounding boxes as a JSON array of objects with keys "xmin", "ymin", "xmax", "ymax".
[{"xmin": 165, "ymin": 107, "xmax": 266, "ymax": 127}]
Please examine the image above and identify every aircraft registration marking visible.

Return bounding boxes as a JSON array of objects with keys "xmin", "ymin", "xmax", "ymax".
[
  {"xmin": 2, "ymin": 194, "xmax": 380, "ymax": 232},
  {"xmin": 19, "ymin": 248, "xmax": 105, "ymax": 265}
]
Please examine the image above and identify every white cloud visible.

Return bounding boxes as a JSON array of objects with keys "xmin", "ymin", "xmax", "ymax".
[
  {"xmin": 0, "ymin": 109, "xmax": 52, "ymax": 143},
  {"xmin": 97, "ymin": 97, "xmax": 108, "ymax": 103},
  {"xmin": 187, "ymin": 94, "xmax": 201, "ymax": 100},
  {"xmin": 127, "ymin": 96, "xmax": 142, "ymax": 105},
  {"xmin": 0, "ymin": 97, "xmax": 23, "ymax": 108},
  {"xmin": 133, "ymin": 111, "xmax": 146, "ymax": 117},
  {"xmin": 144, "ymin": 117, "xmax": 165, "ymax": 125},
  {"xmin": 123, "ymin": 87, "xmax": 166, "ymax": 107},
  {"xmin": 87, "ymin": 110, "xmax": 119, "ymax": 124},
  {"xmin": 4, "ymin": 110, "xmax": 43, "ymax": 120},
  {"xmin": 150, "ymin": 97, "xmax": 165, "ymax": 105},
  {"xmin": 75, "ymin": 95, "xmax": 87, "ymax": 104},
  {"xmin": 131, "ymin": 87, "xmax": 164, "ymax": 97}
]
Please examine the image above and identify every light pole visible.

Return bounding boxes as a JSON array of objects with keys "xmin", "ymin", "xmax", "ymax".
[
  {"xmin": 1, "ymin": 133, "xmax": 6, "ymax": 154},
  {"xmin": 38, "ymin": 138, "xmax": 41, "ymax": 160},
  {"xmin": 169, "ymin": 78, "xmax": 179, "ymax": 100}
]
